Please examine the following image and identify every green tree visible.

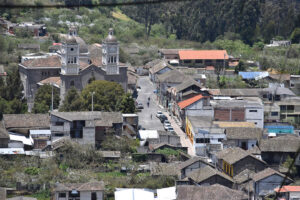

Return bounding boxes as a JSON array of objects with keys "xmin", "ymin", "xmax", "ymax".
[
  {"xmin": 59, "ymin": 87, "xmax": 83, "ymax": 112},
  {"xmin": 33, "ymin": 85, "xmax": 60, "ymax": 113},
  {"xmin": 281, "ymin": 155, "xmax": 297, "ymax": 177},
  {"xmin": 116, "ymin": 93, "xmax": 135, "ymax": 114},
  {"xmin": 81, "ymin": 80, "xmax": 125, "ymax": 111},
  {"xmin": 291, "ymin": 28, "xmax": 300, "ymax": 43}
]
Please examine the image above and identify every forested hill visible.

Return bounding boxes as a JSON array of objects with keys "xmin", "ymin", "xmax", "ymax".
[{"xmin": 122, "ymin": 0, "xmax": 300, "ymax": 44}]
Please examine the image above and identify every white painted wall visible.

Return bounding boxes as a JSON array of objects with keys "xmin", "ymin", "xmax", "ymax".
[{"xmin": 290, "ymin": 191, "xmax": 300, "ymax": 199}]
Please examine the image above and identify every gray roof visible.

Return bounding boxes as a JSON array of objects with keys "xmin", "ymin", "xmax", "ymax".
[
  {"xmin": 211, "ymin": 98, "xmax": 262, "ymax": 109},
  {"xmin": 179, "ymin": 156, "xmax": 213, "ymax": 170},
  {"xmin": 157, "ymin": 70, "xmax": 186, "ymax": 83},
  {"xmin": 186, "ymin": 165, "xmax": 233, "ymax": 183},
  {"xmin": 176, "ymin": 184, "xmax": 248, "ymax": 200},
  {"xmin": 173, "ymin": 78, "xmax": 202, "ymax": 92},
  {"xmin": 259, "ymin": 135, "xmax": 300, "ymax": 152},
  {"xmin": 158, "ymin": 49, "xmax": 181, "ymax": 55},
  {"xmin": 209, "ymin": 89, "xmax": 261, "ymax": 97},
  {"xmin": 187, "ymin": 116, "xmax": 225, "ymax": 134},
  {"xmin": 233, "ymin": 169, "xmax": 255, "ymax": 184},
  {"xmin": 150, "ymin": 162, "xmax": 181, "ymax": 177},
  {"xmin": 251, "ymin": 167, "xmax": 292, "ymax": 182},
  {"xmin": 225, "ymin": 127, "xmax": 263, "ymax": 140},
  {"xmin": 54, "ymin": 181, "xmax": 105, "ymax": 192},
  {"xmin": 149, "ymin": 60, "xmax": 173, "ymax": 74},
  {"xmin": 51, "ymin": 112, "xmax": 122, "ymax": 125},
  {"xmin": 247, "ymin": 145, "xmax": 261, "ymax": 155},
  {"xmin": 216, "ymin": 147, "xmax": 266, "ymax": 165},
  {"xmin": 262, "ymin": 87, "xmax": 295, "ymax": 96},
  {"xmin": 3, "ymin": 114, "xmax": 50, "ymax": 129},
  {"xmin": 7, "ymin": 197, "xmax": 37, "ymax": 200}
]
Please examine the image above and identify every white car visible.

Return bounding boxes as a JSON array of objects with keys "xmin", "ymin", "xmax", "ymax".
[
  {"xmin": 156, "ymin": 111, "xmax": 163, "ymax": 118},
  {"xmin": 163, "ymin": 120, "xmax": 170, "ymax": 126},
  {"xmin": 164, "ymin": 123, "xmax": 171, "ymax": 130}
]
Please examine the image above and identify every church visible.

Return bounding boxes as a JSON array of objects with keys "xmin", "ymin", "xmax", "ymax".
[{"xmin": 19, "ymin": 28, "xmax": 128, "ymax": 111}]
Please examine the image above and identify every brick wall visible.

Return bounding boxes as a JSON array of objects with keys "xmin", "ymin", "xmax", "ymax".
[
  {"xmin": 231, "ymin": 109, "xmax": 245, "ymax": 121},
  {"xmin": 214, "ymin": 109, "xmax": 230, "ymax": 121},
  {"xmin": 214, "ymin": 108, "xmax": 245, "ymax": 121}
]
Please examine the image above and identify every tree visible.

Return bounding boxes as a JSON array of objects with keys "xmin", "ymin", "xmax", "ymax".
[
  {"xmin": 81, "ymin": 80, "xmax": 125, "ymax": 112},
  {"xmin": 281, "ymin": 155, "xmax": 297, "ymax": 177},
  {"xmin": 59, "ymin": 87, "xmax": 83, "ymax": 112},
  {"xmin": 32, "ymin": 85, "xmax": 60, "ymax": 113},
  {"xmin": 291, "ymin": 27, "xmax": 300, "ymax": 44},
  {"xmin": 116, "ymin": 93, "xmax": 135, "ymax": 114}
]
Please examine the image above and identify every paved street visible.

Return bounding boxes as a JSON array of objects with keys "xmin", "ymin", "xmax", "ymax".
[
  {"xmin": 137, "ymin": 76, "xmax": 164, "ymax": 130},
  {"xmin": 137, "ymin": 76, "xmax": 195, "ymax": 156}
]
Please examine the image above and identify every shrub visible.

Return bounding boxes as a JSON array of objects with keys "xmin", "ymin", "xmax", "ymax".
[{"xmin": 24, "ymin": 167, "xmax": 40, "ymax": 175}]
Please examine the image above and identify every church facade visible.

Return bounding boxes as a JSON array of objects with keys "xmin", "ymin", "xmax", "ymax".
[{"xmin": 19, "ymin": 28, "xmax": 128, "ymax": 111}]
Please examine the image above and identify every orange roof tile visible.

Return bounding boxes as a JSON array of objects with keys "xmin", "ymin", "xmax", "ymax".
[
  {"xmin": 206, "ymin": 66, "xmax": 215, "ymax": 71},
  {"xmin": 179, "ymin": 50, "xmax": 228, "ymax": 60},
  {"xmin": 178, "ymin": 94, "xmax": 207, "ymax": 109},
  {"xmin": 275, "ymin": 186, "xmax": 300, "ymax": 193}
]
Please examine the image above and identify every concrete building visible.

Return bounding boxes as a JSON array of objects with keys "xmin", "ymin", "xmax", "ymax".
[
  {"xmin": 252, "ymin": 168, "xmax": 293, "ymax": 200},
  {"xmin": 53, "ymin": 181, "xmax": 104, "ymax": 200},
  {"xmin": 216, "ymin": 147, "xmax": 267, "ymax": 177},
  {"xmin": 50, "ymin": 111, "xmax": 123, "ymax": 147},
  {"xmin": 178, "ymin": 50, "xmax": 229, "ymax": 68},
  {"xmin": 223, "ymin": 127, "xmax": 263, "ymax": 150},
  {"xmin": 211, "ymin": 97, "xmax": 264, "ymax": 128},
  {"xmin": 19, "ymin": 28, "xmax": 128, "ymax": 110},
  {"xmin": 149, "ymin": 60, "xmax": 173, "ymax": 82},
  {"xmin": 185, "ymin": 116, "xmax": 226, "ymax": 156}
]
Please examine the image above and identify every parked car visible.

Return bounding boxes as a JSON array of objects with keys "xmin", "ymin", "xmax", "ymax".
[
  {"xmin": 160, "ymin": 115, "xmax": 168, "ymax": 123},
  {"xmin": 156, "ymin": 111, "xmax": 163, "ymax": 118},
  {"xmin": 167, "ymin": 127, "xmax": 175, "ymax": 134},
  {"xmin": 163, "ymin": 120, "xmax": 170, "ymax": 126},
  {"xmin": 164, "ymin": 123, "xmax": 172, "ymax": 130},
  {"xmin": 136, "ymin": 103, "xmax": 144, "ymax": 109}
]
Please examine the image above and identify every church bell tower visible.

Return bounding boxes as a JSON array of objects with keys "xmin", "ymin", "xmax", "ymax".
[{"xmin": 102, "ymin": 28, "xmax": 119, "ymax": 75}]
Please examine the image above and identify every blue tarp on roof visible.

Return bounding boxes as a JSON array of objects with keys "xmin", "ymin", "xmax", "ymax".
[
  {"xmin": 264, "ymin": 125, "xmax": 294, "ymax": 134},
  {"xmin": 239, "ymin": 71, "xmax": 269, "ymax": 80}
]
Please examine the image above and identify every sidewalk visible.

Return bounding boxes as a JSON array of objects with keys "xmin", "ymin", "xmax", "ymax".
[{"xmin": 163, "ymin": 111, "xmax": 195, "ymax": 156}]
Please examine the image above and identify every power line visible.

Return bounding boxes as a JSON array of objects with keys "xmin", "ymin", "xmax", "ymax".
[{"xmin": 0, "ymin": 0, "xmax": 192, "ymax": 8}]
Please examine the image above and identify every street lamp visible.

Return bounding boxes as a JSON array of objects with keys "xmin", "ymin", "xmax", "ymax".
[{"xmin": 90, "ymin": 91, "xmax": 95, "ymax": 111}]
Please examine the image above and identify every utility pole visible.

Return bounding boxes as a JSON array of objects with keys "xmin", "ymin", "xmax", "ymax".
[
  {"xmin": 91, "ymin": 91, "xmax": 95, "ymax": 111},
  {"xmin": 51, "ymin": 83, "xmax": 54, "ymax": 111}
]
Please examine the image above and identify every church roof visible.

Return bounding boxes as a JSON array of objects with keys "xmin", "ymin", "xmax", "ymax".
[
  {"xmin": 22, "ymin": 55, "xmax": 61, "ymax": 68},
  {"xmin": 38, "ymin": 76, "xmax": 61, "ymax": 88},
  {"xmin": 103, "ymin": 28, "xmax": 118, "ymax": 43},
  {"xmin": 64, "ymin": 35, "xmax": 77, "ymax": 44}
]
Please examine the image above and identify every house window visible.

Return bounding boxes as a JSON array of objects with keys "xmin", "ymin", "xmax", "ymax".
[
  {"xmin": 290, "ymin": 83, "xmax": 295, "ymax": 88},
  {"xmin": 249, "ymin": 110, "xmax": 257, "ymax": 112},
  {"xmin": 74, "ymin": 57, "xmax": 77, "ymax": 64},
  {"xmin": 196, "ymin": 138, "xmax": 210, "ymax": 143},
  {"xmin": 55, "ymin": 133, "xmax": 64, "ymax": 137},
  {"xmin": 271, "ymin": 112, "xmax": 278, "ymax": 116},
  {"xmin": 55, "ymin": 121, "xmax": 64, "ymax": 126},
  {"xmin": 195, "ymin": 60, "xmax": 202, "ymax": 63},
  {"xmin": 58, "ymin": 193, "xmax": 66, "ymax": 198},
  {"xmin": 184, "ymin": 60, "xmax": 191, "ymax": 64}
]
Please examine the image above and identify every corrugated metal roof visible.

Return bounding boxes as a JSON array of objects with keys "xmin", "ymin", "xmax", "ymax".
[{"xmin": 238, "ymin": 71, "xmax": 269, "ymax": 80}]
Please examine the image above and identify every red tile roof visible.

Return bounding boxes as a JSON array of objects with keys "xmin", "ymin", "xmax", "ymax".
[
  {"xmin": 206, "ymin": 66, "xmax": 215, "ymax": 71},
  {"xmin": 178, "ymin": 94, "xmax": 207, "ymax": 109},
  {"xmin": 179, "ymin": 50, "xmax": 228, "ymax": 60},
  {"xmin": 275, "ymin": 186, "xmax": 300, "ymax": 193}
]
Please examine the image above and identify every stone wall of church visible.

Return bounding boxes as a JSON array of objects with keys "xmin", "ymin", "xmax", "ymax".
[{"xmin": 105, "ymin": 66, "xmax": 128, "ymax": 92}]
